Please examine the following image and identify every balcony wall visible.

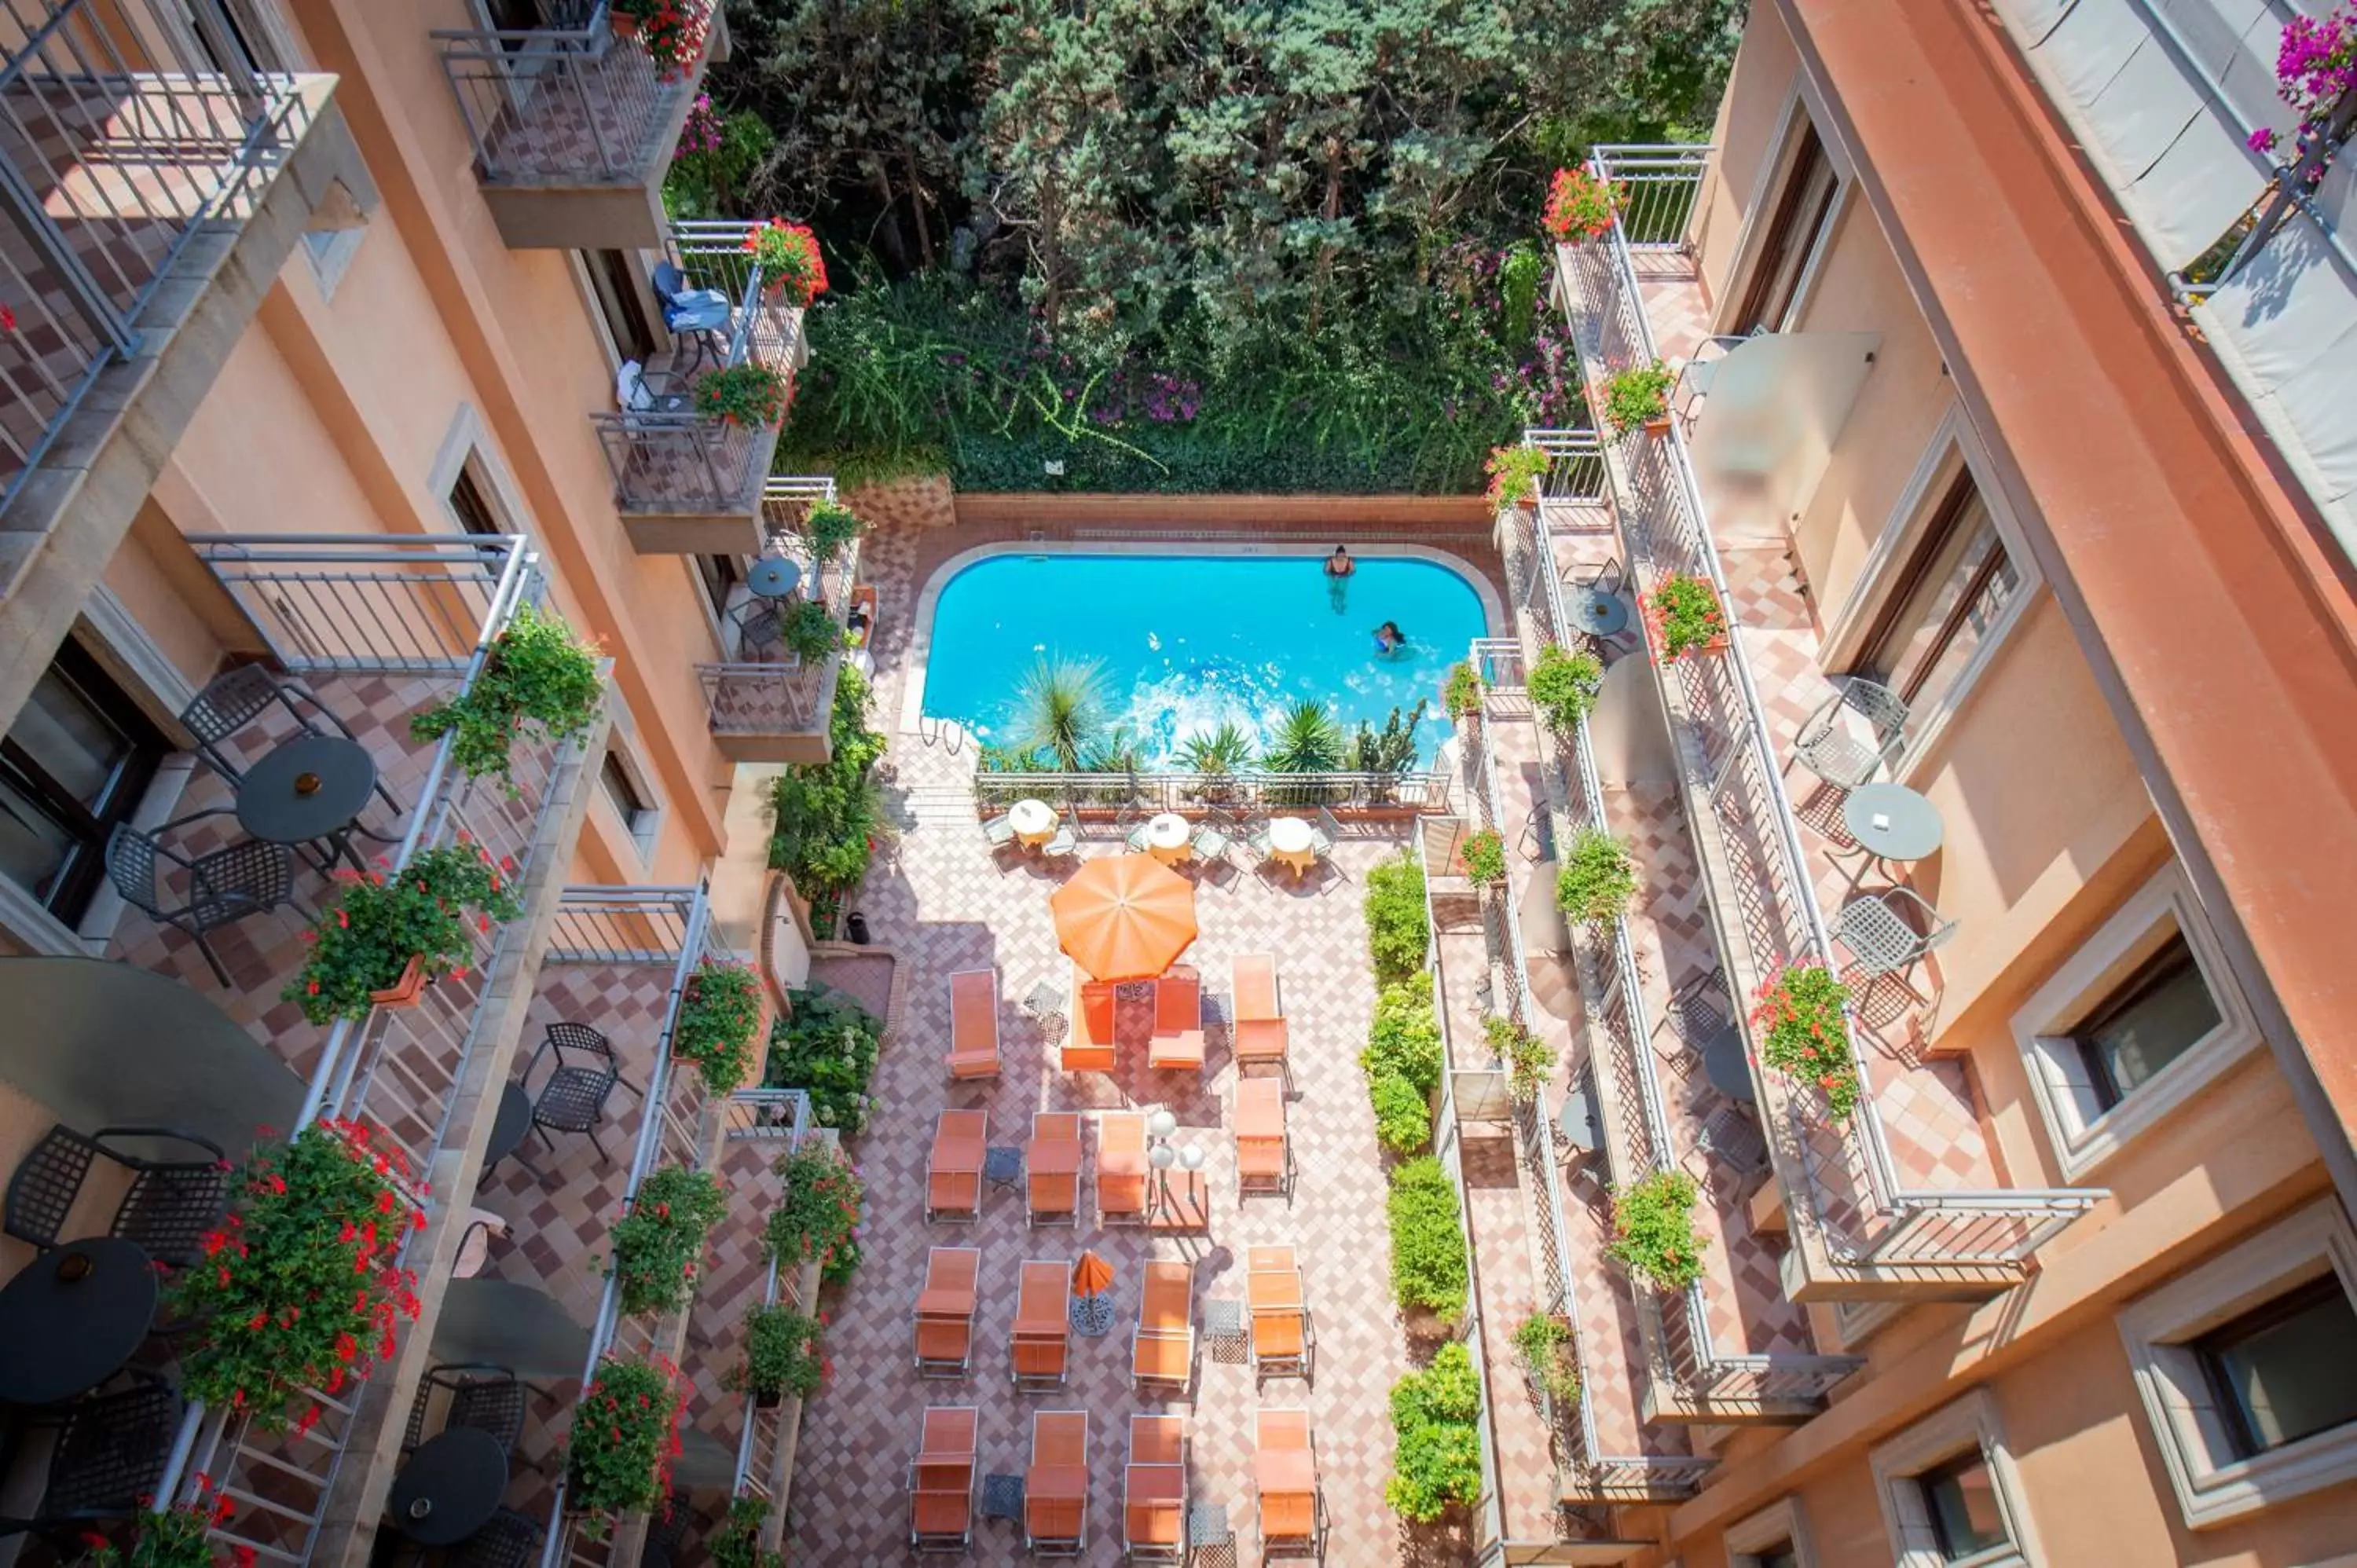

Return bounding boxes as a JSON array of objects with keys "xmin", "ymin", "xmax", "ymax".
[
  {"xmin": 434, "ymin": 0, "xmax": 726, "ymax": 252},
  {"xmin": 0, "ymin": 0, "xmax": 372, "ymax": 733},
  {"xmin": 697, "ymin": 482, "xmax": 858, "ymax": 764}
]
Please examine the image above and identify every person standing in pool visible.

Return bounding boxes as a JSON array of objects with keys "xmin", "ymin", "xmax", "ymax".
[
  {"xmin": 1325, "ymin": 545, "xmax": 1355, "ymax": 577},
  {"xmin": 1374, "ymin": 621, "xmax": 1406, "ymax": 654},
  {"xmin": 1326, "ymin": 544, "xmax": 1354, "ymax": 613}
]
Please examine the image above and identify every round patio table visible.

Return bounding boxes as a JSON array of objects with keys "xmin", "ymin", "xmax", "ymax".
[
  {"xmin": 0, "ymin": 1236, "xmax": 157, "ymax": 1405},
  {"xmin": 1266, "ymin": 816, "xmax": 1316, "ymax": 874},
  {"xmin": 1573, "ymin": 586, "xmax": 1630, "ymax": 638},
  {"xmin": 1843, "ymin": 782, "xmax": 1945, "ymax": 864},
  {"xmin": 1699, "ymin": 1022, "xmax": 1757, "ymax": 1105},
  {"xmin": 483, "ymin": 1082, "xmax": 533, "ymax": 1171},
  {"xmin": 746, "ymin": 556, "xmax": 804, "ymax": 601},
  {"xmin": 1143, "ymin": 812, "xmax": 1191, "ymax": 864},
  {"xmin": 389, "ymin": 1426, "xmax": 508, "ymax": 1546},
  {"xmin": 1009, "ymin": 798, "xmax": 1058, "ymax": 848},
  {"xmin": 236, "ymin": 734, "xmax": 377, "ymax": 855},
  {"xmin": 1556, "ymin": 1090, "xmax": 1600, "ymax": 1153}
]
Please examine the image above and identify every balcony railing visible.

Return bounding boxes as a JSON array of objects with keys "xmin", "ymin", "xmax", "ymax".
[
  {"xmin": 698, "ymin": 482, "xmax": 861, "ymax": 760},
  {"xmin": 0, "ymin": 0, "xmax": 310, "ymax": 517},
  {"xmin": 970, "ymin": 768, "xmax": 1453, "ymax": 815},
  {"xmin": 1556, "ymin": 148, "xmax": 2107, "ymax": 1282},
  {"xmin": 158, "ymin": 533, "xmax": 601, "ymax": 1563},
  {"xmin": 592, "ymin": 223, "xmax": 802, "ymax": 544}
]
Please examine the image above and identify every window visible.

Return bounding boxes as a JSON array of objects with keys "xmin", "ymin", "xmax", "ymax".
[
  {"xmin": 600, "ymin": 749, "xmax": 651, "ymax": 833},
  {"xmin": 2069, "ymin": 932, "xmax": 2222, "ymax": 1111},
  {"xmin": 481, "ymin": 0, "xmax": 544, "ymax": 27},
  {"xmin": 583, "ymin": 250, "xmax": 657, "ymax": 364},
  {"xmin": 2190, "ymin": 1276, "xmax": 2357, "ymax": 1459},
  {"xmin": 694, "ymin": 554, "xmax": 744, "ymax": 628},
  {"xmin": 2014, "ymin": 864, "xmax": 2258, "ymax": 1180},
  {"xmin": 2120, "ymin": 1200, "xmax": 2357, "ymax": 1526},
  {"xmin": 1869, "ymin": 1390, "xmax": 2036, "ymax": 1568},
  {"xmin": 1915, "ymin": 1453, "xmax": 2009, "ymax": 1562},
  {"xmin": 449, "ymin": 463, "xmax": 504, "ymax": 537},
  {"xmin": 1725, "ymin": 1496, "xmax": 1817, "ymax": 1568},
  {"xmin": 1756, "ymin": 1549, "xmax": 1801, "ymax": 1568},
  {"xmin": 1733, "ymin": 115, "xmax": 1839, "ymax": 333},
  {"xmin": 1851, "ymin": 471, "xmax": 2020, "ymax": 716},
  {"xmin": 0, "ymin": 643, "xmax": 168, "ymax": 922}
]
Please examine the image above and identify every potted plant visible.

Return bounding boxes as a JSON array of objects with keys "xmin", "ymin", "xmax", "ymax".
[
  {"xmin": 1642, "ymin": 572, "xmax": 1728, "ymax": 663},
  {"xmin": 1484, "ymin": 1013, "xmax": 1553, "ymax": 1101},
  {"xmin": 1541, "ymin": 165, "xmax": 1619, "ymax": 244},
  {"xmin": 764, "ymin": 1144, "xmax": 863, "ymax": 1287},
  {"xmin": 610, "ymin": 0, "xmax": 706, "ymax": 78},
  {"xmin": 694, "ymin": 361, "xmax": 791, "ymax": 427},
  {"xmin": 1384, "ymin": 1341, "xmax": 1482, "ymax": 1520},
  {"xmin": 1482, "ymin": 443, "xmax": 1551, "ymax": 512},
  {"xmin": 743, "ymin": 219, "xmax": 829, "ymax": 307},
  {"xmin": 566, "ymin": 1356, "xmax": 682, "ymax": 1535},
  {"xmin": 1457, "ymin": 826, "xmax": 1505, "ymax": 885},
  {"xmin": 1751, "ymin": 963, "xmax": 1860, "ymax": 1120},
  {"xmin": 780, "ymin": 599, "xmax": 842, "ymax": 664},
  {"xmin": 607, "ymin": 1166, "xmax": 728, "ymax": 1317},
  {"xmin": 1602, "ymin": 360, "xmax": 1676, "ymax": 437},
  {"xmin": 1511, "ymin": 1310, "xmax": 1582, "ymax": 1407},
  {"xmin": 1556, "ymin": 827, "xmax": 1637, "ymax": 927},
  {"xmin": 708, "ymin": 1495, "xmax": 781, "ymax": 1568},
  {"xmin": 1526, "ymin": 643, "xmax": 1603, "ymax": 731},
  {"xmin": 727, "ymin": 1302, "xmax": 825, "ymax": 1406},
  {"xmin": 1605, "ymin": 1170, "xmax": 1706, "ymax": 1292},
  {"xmin": 671, "ymin": 959, "xmax": 763, "ymax": 1092},
  {"xmin": 803, "ymin": 496, "xmax": 863, "ymax": 566},
  {"xmin": 78, "ymin": 1475, "xmax": 243, "ymax": 1568},
  {"xmin": 409, "ymin": 602, "xmax": 605, "ymax": 789},
  {"xmin": 1442, "ymin": 660, "xmax": 1484, "ymax": 720},
  {"xmin": 284, "ymin": 841, "xmax": 523, "ymax": 1024},
  {"xmin": 166, "ymin": 1119, "xmax": 422, "ymax": 1432}
]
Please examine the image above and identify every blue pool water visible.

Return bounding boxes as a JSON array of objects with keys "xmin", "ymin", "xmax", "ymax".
[{"xmin": 923, "ymin": 552, "xmax": 1487, "ymax": 764}]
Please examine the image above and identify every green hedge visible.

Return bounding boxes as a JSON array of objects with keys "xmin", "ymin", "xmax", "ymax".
[
  {"xmin": 1386, "ymin": 1341, "xmax": 1484, "ymax": 1520},
  {"xmin": 1363, "ymin": 851, "xmax": 1429, "ymax": 986},
  {"xmin": 1386, "ymin": 1156, "xmax": 1469, "ymax": 1319}
]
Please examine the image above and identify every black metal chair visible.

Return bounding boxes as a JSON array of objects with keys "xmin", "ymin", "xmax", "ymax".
[
  {"xmin": 5, "ymin": 1124, "xmax": 232, "ymax": 1268},
  {"xmin": 403, "ymin": 1363, "xmax": 527, "ymax": 1457},
  {"xmin": 179, "ymin": 665, "xmax": 405, "ymax": 822},
  {"xmin": 38, "ymin": 1375, "xmax": 185, "ymax": 1518},
  {"xmin": 104, "ymin": 811, "xmax": 311, "ymax": 987},
  {"xmin": 524, "ymin": 1024, "xmax": 637, "ymax": 1164},
  {"xmin": 445, "ymin": 1507, "xmax": 544, "ymax": 1568}
]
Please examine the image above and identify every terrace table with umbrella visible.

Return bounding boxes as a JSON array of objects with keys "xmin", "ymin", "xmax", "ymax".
[
  {"xmin": 1070, "ymin": 1250, "xmax": 1117, "ymax": 1337},
  {"xmin": 1049, "ymin": 852, "xmax": 1199, "ymax": 985}
]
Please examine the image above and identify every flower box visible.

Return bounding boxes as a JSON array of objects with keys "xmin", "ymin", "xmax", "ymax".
[{"xmin": 1641, "ymin": 573, "xmax": 1729, "ymax": 665}]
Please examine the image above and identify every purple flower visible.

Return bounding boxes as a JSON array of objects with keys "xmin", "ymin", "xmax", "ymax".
[{"xmin": 2248, "ymin": 125, "xmax": 2279, "ymax": 155}]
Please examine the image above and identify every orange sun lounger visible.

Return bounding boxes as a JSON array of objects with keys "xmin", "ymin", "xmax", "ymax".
[
  {"xmin": 1130, "ymin": 1258, "xmax": 1196, "ymax": 1393},
  {"xmin": 1231, "ymin": 953, "xmax": 1289, "ymax": 1079},
  {"xmin": 914, "ymin": 1245, "xmax": 980, "ymax": 1377},
  {"xmin": 1148, "ymin": 964, "xmax": 1205, "ymax": 1072},
  {"xmin": 1255, "ymin": 1409, "xmax": 1321, "ymax": 1555},
  {"xmin": 1062, "ymin": 965, "xmax": 1118, "ymax": 1073},
  {"xmin": 1098, "ymin": 1112, "xmax": 1149, "ymax": 1225},
  {"xmin": 1025, "ymin": 1410, "xmax": 1090, "ymax": 1556},
  {"xmin": 1247, "ymin": 1244, "xmax": 1314, "ymax": 1380},
  {"xmin": 926, "ymin": 1108, "xmax": 987, "ymax": 1222},
  {"xmin": 1123, "ymin": 1413, "xmax": 1187, "ymax": 1562},
  {"xmin": 1236, "ymin": 1075, "xmax": 1292, "ymax": 1200},
  {"xmin": 1012, "ymin": 1258, "xmax": 1070, "ymax": 1388},
  {"xmin": 945, "ymin": 969, "xmax": 1001, "ymax": 1079},
  {"xmin": 907, "ymin": 1405, "xmax": 977, "ymax": 1552},
  {"xmin": 1027, "ymin": 1112, "xmax": 1085, "ymax": 1226}
]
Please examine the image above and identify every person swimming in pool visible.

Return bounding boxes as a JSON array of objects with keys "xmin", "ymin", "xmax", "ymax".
[
  {"xmin": 1325, "ymin": 545, "xmax": 1355, "ymax": 578},
  {"xmin": 1374, "ymin": 621, "xmax": 1406, "ymax": 654}
]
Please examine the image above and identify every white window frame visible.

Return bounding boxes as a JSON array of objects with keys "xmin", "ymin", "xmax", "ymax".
[
  {"xmin": 427, "ymin": 407, "xmax": 533, "ymax": 545},
  {"xmin": 1725, "ymin": 1495, "xmax": 1818, "ymax": 1568},
  {"xmin": 595, "ymin": 728, "xmax": 663, "ymax": 866},
  {"xmin": 1717, "ymin": 81, "xmax": 1853, "ymax": 335},
  {"xmin": 1868, "ymin": 1389, "xmax": 2040, "ymax": 1568},
  {"xmin": 1819, "ymin": 404, "xmax": 2044, "ymax": 777},
  {"xmin": 2118, "ymin": 1199, "xmax": 2357, "ymax": 1528},
  {"xmin": 2011, "ymin": 862, "xmax": 2260, "ymax": 1181}
]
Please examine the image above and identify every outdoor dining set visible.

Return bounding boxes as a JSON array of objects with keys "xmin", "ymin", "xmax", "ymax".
[
  {"xmin": 910, "ymin": 845, "xmax": 1329, "ymax": 1558},
  {"xmin": 984, "ymin": 798, "xmax": 1347, "ymax": 887}
]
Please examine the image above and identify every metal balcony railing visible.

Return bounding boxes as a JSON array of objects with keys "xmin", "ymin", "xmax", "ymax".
[
  {"xmin": 590, "ymin": 222, "xmax": 803, "ymax": 518},
  {"xmin": 159, "ymin": 533, "xmax": 599, "ymax": 1562},
  {"xmin": 0, "ymin": 0, "xmax": 309, "ymax": 515},
  {"xmin": 434, "ymin": 0, "xmax": 707, "ymax": 187},
  {"xmin": 697, "ymin": 481, "xmax": 862, "ymax": 744},
  {"xmin": 970, "ymin": 769, "xmax": 1453, "ymax": 815},
  {"xmin": 1556, "ymin": 148, "xmax": 2107, "ymax": 1276}
]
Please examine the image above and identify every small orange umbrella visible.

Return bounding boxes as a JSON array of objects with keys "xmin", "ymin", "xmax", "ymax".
[
  {"xmin": 1071, "ymin": 1250, "xmax": 1116, "ymax": 1299},
  {"xmin": 1048, "ymin": 852, "xmax": 1197, "ymax": 983}
]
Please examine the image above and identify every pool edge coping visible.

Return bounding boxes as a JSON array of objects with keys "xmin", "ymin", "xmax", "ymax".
[{"xmin": 896, "ymin": 537, "xmax": 1508, "ymax": 741}]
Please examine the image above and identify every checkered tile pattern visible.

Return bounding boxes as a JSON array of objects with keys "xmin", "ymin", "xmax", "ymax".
[{"xmin": 471, "ymin": 27, "xmax": 700, "ymax": 185}]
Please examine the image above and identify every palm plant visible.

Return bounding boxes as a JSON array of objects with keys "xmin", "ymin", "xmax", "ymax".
[
  {"xmin": 1011, "ymin": 655, "xmax": 1108, "ymax": 771},
  {"xmin": 1263, "ymin": 698, "xmax": 1344, "ymax": 773},
  {"xmin": 1082, "ymin": 726, "xmax": 1146, "ymax": 775},
  {"xmin": 1175, "ymin": 721, "xmax": 1256, "ymax": 777}
]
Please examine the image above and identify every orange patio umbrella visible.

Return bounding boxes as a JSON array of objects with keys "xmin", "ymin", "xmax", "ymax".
[
  {"xmin": 1071, "ymin": 1250, "xmax": 1116, "ymax": 1299},
  {"xmin": 1048, "ymin": 852, "xmax": 1197, "ymax": 983}
]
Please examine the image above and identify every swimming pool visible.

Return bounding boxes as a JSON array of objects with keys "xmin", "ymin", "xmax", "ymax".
[{"xmin": 920, "ymin": 551, "xmax": 1490, "ymax": 766}]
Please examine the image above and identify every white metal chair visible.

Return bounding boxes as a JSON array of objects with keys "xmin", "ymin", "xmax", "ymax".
[{"xmin": 1794, "ymin": 677, "xmax": 1910, "ymax": 790}]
